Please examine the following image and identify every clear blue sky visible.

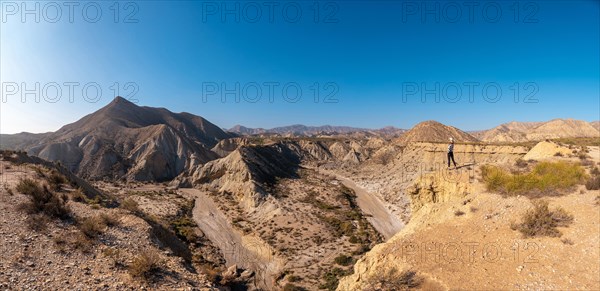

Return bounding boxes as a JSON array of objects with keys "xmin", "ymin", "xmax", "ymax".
[{"xmin": 1, "ymin": 0, "xmax": 598, "ymax": 133}]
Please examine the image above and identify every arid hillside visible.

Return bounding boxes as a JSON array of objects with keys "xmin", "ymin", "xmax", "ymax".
[
  {"xmin": 2, "ymin": 98, "xmax": 599, "ymax": 290},
  {"xmin": 478, "ymin": 119, "xmax": 599, "ymax": 143},
  {"xmin": 1, "ymin": 97, "xmax": 233, "ymax": 181},
  {"xmin": 0, "ymin": 151, "xmax": 220, "ymax": 290},
  {"xmin": 337, "ymin": 143, "xmax": 600, "ymax": 290}
]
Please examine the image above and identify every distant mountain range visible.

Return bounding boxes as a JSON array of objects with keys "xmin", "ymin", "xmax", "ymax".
[
  {"xmin": 227, "ymin": 124, "xmax": 406, "ymax": 137},
  {"xmin": 472, "ymin": 119, "xmax": 599, "ymax": 143},
  {"xmin": 1, "ymin": 97, "xmax": 598, "ymax": 182}
]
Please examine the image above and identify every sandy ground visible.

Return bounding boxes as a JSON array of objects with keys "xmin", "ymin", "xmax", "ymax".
[{"xmin": 183, "ymin": 188, "xmax": 283, "ymax": 290}]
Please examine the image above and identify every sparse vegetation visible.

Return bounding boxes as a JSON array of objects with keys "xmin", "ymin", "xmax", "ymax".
[
  {"xmin": 481, "ymin": 161, "xmax": 587, "ymax": 197},
  {"xmin": 79, "ymin": 216, "xmax": 107, "ymax": 238},
  {"xmin": 102, "ymin": 247, "xmax": 126, "ymax": 268},
  {"xmin": 48, "ymin": 170, "xmax": 67, "ymax": 191},
  {"xmin": 129, "ymin": 249, "xmax": 163, "ymax": 280},
  {"xmin": 319, "ymin": 267, "xmax": 351, "ymax": 290},
  {"xmin": 121, "ymin": 198, "xmax": 140, "ymax": 213},
  {"xmin": 169, "ymin": 199, "xmax": 198, "ymax": 243},
  {"xmin": 16, "ymin": 178, "xmax": 71, "ymax": 220},
  {"xmin": 334, "ymin": 254, "xmax": 353, "ymax": 266},
  {"xmin": 284, "ymin": 283, "xmax": 308, "ymax": 291},
  {"xmin": 363, "ymin": 268, "xmax": 423, "ymax": 291},
  {"xmin": 70, "ymin": 188, "xmax": 87, "ymax": 203},
  {"xmin": 585, "ymin": 166, "xmax": 600, "ymax": 190},
  {"xmin": 511, "ymin": 200, "xmax": 573, "ymax": 238},
  {"xmin": 26, "ymin": 213, "xmax": 50, "ymax": 231},
  {"xmin": 554, "ymin": 137, "xmax": 600, "ymax": 147},
  {"xmin": 585, "ymin": 176, "xmax": 600, "ymax": 190},
  {"xmin": 454, "ymin": 210, "xmax": 465, "ymax": 216}
]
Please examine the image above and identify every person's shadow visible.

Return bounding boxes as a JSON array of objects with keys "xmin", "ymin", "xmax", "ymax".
[{"xmin": 455, "ymin": 163, "xmax": 476, "ymax": 170}]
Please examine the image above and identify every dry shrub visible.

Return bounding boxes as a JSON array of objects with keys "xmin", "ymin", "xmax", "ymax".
[
  {"xmin": 585, "ymin": 176, "xmax": 600, "ymax": 190},
  {"xmin": 99, "ymin": 212, "xmax": 121, "ymax": 227},
  {"xmin": 70, "ymin": 232, "xmax": 94, "ymax": 253},
  {"xmin": 121, "ymin": 198, "xmax": 140, "ymax": 213},
  {"xmin": 512, "ymin": 200, "xmax": 573, "ymax": 238},
  {"xmin": 129, "ymin": 249, "xmax": 163, "ymax": 280},
  {"xmin": 47, "ymin": 170, "xmax": 67, "ymax": 191},
  {"xmin": 102, "ymin": 247, "xmax": 126, "ymax": 268},
  {"xmin": 70, "ymin": 188, "xmax": 87, "ymax": 203},
  {"xmin": 585, "ymin": 167, "xmax": 600, "ymax": 190},
  {"xmin": 26, "ymin": 213, "xmax": 50, "ymax": 231},
  {"xmin": 16, "ymin": 178, "xmax": 71, "ymax": 220},
  {"xmin": 364, "ymin": 268, "xmax": 423, "ymax": 291},
  {"xmin": 79, "ymin": 216, "xmax": 106, "ymax": 238}
]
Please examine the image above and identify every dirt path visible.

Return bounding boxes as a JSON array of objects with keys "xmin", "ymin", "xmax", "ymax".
[
  {"xmin": 317, "ymin": 168, "xmax": 405, "ymax": 240},
  {"xmin": 180, "ymin": 189, "xmax": 283, "ymax": 290}
]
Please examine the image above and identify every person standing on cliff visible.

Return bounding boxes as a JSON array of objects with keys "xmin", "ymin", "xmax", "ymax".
[{"xmin": 448, "ymin": 137, "xmax": 457, "ymax": 169}]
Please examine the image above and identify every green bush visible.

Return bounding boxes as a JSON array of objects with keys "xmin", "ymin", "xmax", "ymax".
[
  {"xmin": 171, "ymin": 216, "xmax": 198, "ymax": 242},
  {"xmin": 481, "ymin": 161, "xmax": 587, "ymax": 196}
]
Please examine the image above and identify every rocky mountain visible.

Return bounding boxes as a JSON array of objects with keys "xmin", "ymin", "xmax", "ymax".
[
  {"xmin": 591, "ymin": 121, "xmax": 600, "ymax": 131},
  {"xmin": 227, "ymin": 125, "xmax": 268, "ymax": 135},
  {"xmin": 4, "ymin": 97, "xmax": 233, "ymax": 181},
  {"xmin": 395, "ymin": 120, "xmax": 479, "ymax": 144},
  {"xmin": 228, "ymin": 124, "xmax": 372, "ymax": 136},
  {"xmin": 479, "ymin": 119, "xmax": 599, "ymax": 142}
]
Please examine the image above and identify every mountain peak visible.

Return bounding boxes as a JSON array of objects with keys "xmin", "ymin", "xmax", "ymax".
[
  {"xmin": 397, "ymin": 120, "xmax": 479, "ymax": 143},
  {"xmin": 108, "ymin": 96, "xmax": 137, "ymax": 108}
]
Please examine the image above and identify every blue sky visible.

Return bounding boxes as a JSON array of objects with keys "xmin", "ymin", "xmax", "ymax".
[{"xmin": 1, "ymin": 0, "xmax": 598, "ymax": 134}]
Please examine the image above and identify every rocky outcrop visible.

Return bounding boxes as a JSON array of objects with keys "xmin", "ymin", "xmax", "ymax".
[
  {"xmin": 210, "ymin": 138, "xmax": 250, "ymax": 157},
  {"xmin": 183, "ymin": 143, "xmax": 301, "ymax": 210},
  {"xmin": 337, "ymin": 170, "xmax": 472, "ymax": 290},
  {"xmin": 406, "ymin": 172, "xmax": 471, "ymax": 214}
]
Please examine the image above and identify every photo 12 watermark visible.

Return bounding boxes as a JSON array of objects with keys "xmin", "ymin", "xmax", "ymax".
[
  {"xmin": 1, "ymin": 82, "xmax": 140, "ymax": 104},
  {"xmin": 401, "ymin": 82, "xmax": 539, "ymax": 104},
  {"xmin": 395, "ymin": 240, "xmax": 540, "ymax": 265},
  {"xmin": 200, "ymin": 1, "xmax": 339, "ymax": 24},
  {"xmin": 400, "ymin": 1, "xmax": 540, "ymax": 24},
  {"xmin": 0, "ymin": 1, "xmax": 140, "ymax": 23},
  {"xmin": 200, "ymin": 81, "xmax": 339, "ymax": 104}
]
